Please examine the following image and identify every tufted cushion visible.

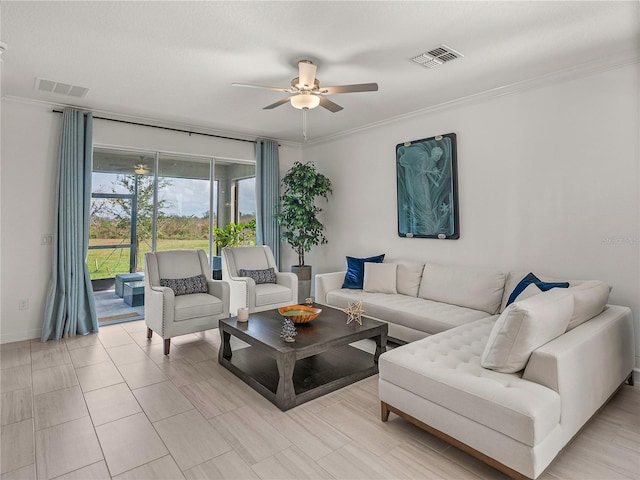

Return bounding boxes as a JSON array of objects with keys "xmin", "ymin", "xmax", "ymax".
[
  {"xmin": 160, "ymin": 274, "xmax": 208, "ymax": 296},
  {"xmin": 379, "ymin": 317, "xmax": 561, "ymax": 446},
  {"xmin": 239, "ymin": 267, "xmax": 277, "ymax": 284}
]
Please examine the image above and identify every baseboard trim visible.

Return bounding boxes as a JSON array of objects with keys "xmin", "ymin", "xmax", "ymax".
[
  {"xmin": 633, "ymin": 368, "xmax": 640, "ymax": 383},
  {"xmin": 1, "ymin": 328, "xmax": 41, "ymax": 345}
]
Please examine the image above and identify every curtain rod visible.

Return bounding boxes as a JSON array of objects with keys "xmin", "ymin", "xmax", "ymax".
[{"xmin": 52, "ymin": 109, "xmax": 265, "ymax": 145}]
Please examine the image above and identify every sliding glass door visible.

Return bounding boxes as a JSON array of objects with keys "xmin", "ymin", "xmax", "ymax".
[
  {"xmin": 89, "ymin": 149, "xmax": 156, "ymax": 282},
  {"xmin": 156, "ymin": 154, "xmax": 213, "ymax": 255},
  {"xmin": 89, "ymin": 147, "xmax": 256, "ymax": 285}
]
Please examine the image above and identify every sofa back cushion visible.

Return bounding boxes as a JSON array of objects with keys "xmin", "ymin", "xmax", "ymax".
[
  {"xmin": 504, "ymin": 272, "xmax": 569, "ymax": 307},
  {"xmin": 418, "ymin": 262, "xmax": 506, "ymax": 314},
  {"xmin": 566, "ymin": 280, "xmax": 610, "ymax": 330},
  {"xmin": 481, "ymin": 289, "xmax": 574, "ymax": 373},
  {"xmin": 501, "ymin": 272, "xmax": 611, "ymax": 329},
  {"xmin": 385, "ymin": 260, "xmax": 424, "ymax": 297},
  {"xmin": 500, "ymin": 271, "xmax": 591, "ymax": 313}
]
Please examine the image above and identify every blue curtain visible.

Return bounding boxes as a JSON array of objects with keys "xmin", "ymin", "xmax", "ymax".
[
  {"xmin": 42, "ymin": 108, "xmax": 98, "ymax": 341},
  {"xmin": 255, "ymin": 139, "xmax": 281, "ymax": 268}
]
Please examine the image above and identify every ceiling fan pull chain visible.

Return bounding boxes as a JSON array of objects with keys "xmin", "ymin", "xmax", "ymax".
[{"xmin": 302, "ymin": 108, "xmax": 308, "ymax": 142}]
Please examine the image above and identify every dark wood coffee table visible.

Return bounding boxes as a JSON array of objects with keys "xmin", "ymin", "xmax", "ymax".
[{"xmin": 218, "ymin": 303, "xmax": 387, "ymax": 411}]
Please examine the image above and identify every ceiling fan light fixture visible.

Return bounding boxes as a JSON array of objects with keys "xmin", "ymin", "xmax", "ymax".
[
  {"xmin": 290, "ymin": 94, "xmax": 320, "ymax": 110},
  {"xmin": 134, "ymin": 164, "xmax": 150, "ymax": 175}
]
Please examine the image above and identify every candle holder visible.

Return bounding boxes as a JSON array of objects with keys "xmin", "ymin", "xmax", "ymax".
[{"xmin": 237, "ymin": 307, "xmax": 249, "ymax": 322}]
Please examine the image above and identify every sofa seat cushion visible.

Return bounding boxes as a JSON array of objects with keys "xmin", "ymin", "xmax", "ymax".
[
  {"xmin": 174, "ymin": 293, "xmax": 223, "ymax": 321},
  {"xmin": 326, "ymin": 289, "xmax": 489, "ymax": 335},
  {"xmin": 255, "ymin": 283, "xmax": 292, "ymax": 307},
  {"xmin": 379, "ymin": 317, "xmax": 561, "ymax": 447}
]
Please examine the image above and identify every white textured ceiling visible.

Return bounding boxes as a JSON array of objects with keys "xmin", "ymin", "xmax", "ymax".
[{"xmin": 2, "ymin": 1, "xmax": 638, "ymax": 143}]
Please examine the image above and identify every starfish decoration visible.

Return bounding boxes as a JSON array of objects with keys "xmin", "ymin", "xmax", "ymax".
[{"xmin": 342, "ymin": 300, "xmax": 365, "ymax": 325}]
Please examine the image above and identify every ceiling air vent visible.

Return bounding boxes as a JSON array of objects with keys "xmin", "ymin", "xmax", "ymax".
[
  {"xmin": 411, "ymin": 44, "xmax": 463, "ymax": 69},
  {"xmin": 35, "ymin": 78, "xmax": 89, "ymax": 98}
]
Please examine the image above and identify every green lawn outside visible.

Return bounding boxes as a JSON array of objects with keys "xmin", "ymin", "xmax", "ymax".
[{"xmin": 88, "ymin": 238, "xmax": 210, "ymax": 280}]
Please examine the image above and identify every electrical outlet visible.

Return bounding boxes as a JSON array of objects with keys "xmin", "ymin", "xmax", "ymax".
[
  {"xmin": 41, "ymin": 234, "xmax": 53, "ymax": 245},
  {"xmin": 18, "ymin": 299, "xmax": 29, "ymax": 310}
]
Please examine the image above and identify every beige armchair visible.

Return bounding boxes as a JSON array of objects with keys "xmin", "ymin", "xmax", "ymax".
[
  {"xmin": 222, "ymin": 246, "xmax": 298, "ymax": 315},
  {"xmin": 144, "ymin": 249, "xmax": 230, "ymax": 355}
]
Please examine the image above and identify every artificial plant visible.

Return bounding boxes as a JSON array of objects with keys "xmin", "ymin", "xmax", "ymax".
[
  {"xmin": 276, "ymin": 161, "xmax": 332, "ymax": 266},
  {"xmin": 213, "ymin": 219, "xmax": 256, "ymax": 252}
]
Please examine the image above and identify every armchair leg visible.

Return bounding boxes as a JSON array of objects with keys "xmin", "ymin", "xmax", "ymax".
[
  {"xmin": 147, "ymin": 328, "xmax": 153, "ymax": 339},
  {"xmin": 163, "ymin": 339, "xmax": 171, "ymax": 355}
]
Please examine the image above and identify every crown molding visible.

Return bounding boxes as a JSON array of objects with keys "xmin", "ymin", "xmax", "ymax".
[
  {"xmin": 1, "ymin": 95, "xmax": 302, "ymax": 149},
  {"xmin": 4, "ymin": 52, "xmax": 637, "ymax": 150},
  {"xmin": 303, "ymin": 54, "xmax": 640, "ymax": 148}
]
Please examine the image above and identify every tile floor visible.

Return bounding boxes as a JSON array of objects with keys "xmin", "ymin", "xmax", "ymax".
[{"xmin": 1, "ymin": 321, "xmax": 638, "ymax": 480}]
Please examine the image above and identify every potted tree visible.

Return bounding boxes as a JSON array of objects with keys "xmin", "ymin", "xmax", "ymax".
[{"xmin": 276, "ymin": 161, "xmax": 332, "ymax": 301}]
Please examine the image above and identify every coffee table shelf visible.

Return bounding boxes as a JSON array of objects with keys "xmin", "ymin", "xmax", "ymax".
[{"xmin": 218, "ymin": 304, "xmax": 387, "ymax": 411}]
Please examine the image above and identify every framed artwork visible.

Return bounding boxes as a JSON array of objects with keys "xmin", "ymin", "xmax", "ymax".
[{"xmin": 396, "ymin": 132, "xmax": 459, "ymax": 239}]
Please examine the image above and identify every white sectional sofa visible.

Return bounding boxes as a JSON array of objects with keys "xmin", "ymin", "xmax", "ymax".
[{"xmin": 315, "ymin": 259, "xmax": 635, "ymax": 480}]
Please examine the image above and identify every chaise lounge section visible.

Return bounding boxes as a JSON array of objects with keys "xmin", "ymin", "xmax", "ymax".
[{"xmin": 315, "ymin": 259, "xmax": 635, "ymax": 479}]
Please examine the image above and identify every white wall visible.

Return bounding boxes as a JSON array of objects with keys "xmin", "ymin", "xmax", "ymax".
[
  {"xmin": 2, "ymin": 64, "xmax": 638, "ymax": 364},
  {"xmin": 0, "ymin": 98, "xmax": 302, "ymax": 343},
  {"xmin": 1, "ymin": 100, "xmax": 60, "ymax": 342},
  {"xmin": 301, "ymin": 64, "xmax": 640, "ymax": 367}
]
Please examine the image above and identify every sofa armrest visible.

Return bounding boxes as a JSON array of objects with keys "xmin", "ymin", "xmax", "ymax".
[
  {"xmin": 315, "ymin": 271, "xmax": 346, "ymax": 304},
  {"xmin": 207, "ymin": 280, "xmax": 230, "ymax": 317},
  {"xmin": 523, "ymin": 305, "xmax": 634, "ymax": 438},
  {"xmin": 144, "ymin": 285, "xmax": 175, "ymax": 336}
]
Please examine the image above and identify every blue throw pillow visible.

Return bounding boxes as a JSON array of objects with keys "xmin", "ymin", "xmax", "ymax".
[
  {"xmin": 342, "ymin": 254, "xmax": 385, "ymax": 289},
  {"xmin": 506, "ymin": 272, "xmax": 570, "ymax": 307}
]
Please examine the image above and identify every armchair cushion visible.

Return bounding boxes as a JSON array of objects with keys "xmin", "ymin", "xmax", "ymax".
[
  {"xmin": 174, "ymin": 293, "xmax": 224, "ymax": 321},
  {"xmin": 255, "ymin": 283, "xmax": 294, "ymax": 307},
  {"xmin": 160, "ymin": 274, "xmax": 209, "ymax": 296},
  {"xmin": 239, "ymin": 267, "xmax": 277, "ymax": 284}
]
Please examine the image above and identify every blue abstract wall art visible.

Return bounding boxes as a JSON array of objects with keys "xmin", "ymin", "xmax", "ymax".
[{"xmin": 396, "ymin": 133, "xmax": 459, "ymax": 239}]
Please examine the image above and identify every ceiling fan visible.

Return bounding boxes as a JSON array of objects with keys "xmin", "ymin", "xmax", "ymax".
[
  {"xmin": 134, "ymin": 163, "xmax": 150, "ymax": 175},
  {"xmin": 232, "ymin": 60, "xmax": 378, "ymax": 113}
]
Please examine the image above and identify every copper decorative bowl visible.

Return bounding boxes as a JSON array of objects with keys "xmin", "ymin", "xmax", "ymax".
[{"xmin": 278, "ymin": 305, "xmax": 322, "ymax": 323}]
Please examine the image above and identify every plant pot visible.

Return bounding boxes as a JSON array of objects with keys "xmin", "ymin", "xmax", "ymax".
[
  {"xmin": 212, "ymin": 255, "xmax": 223, "ymax": 280},
  {"xmin": 291, "ymin": 265, "xmax": 312, "ymax": 303}
]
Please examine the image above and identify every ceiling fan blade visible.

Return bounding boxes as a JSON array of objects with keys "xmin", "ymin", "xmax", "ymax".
[
  {"xmin": 319, "ymin": 96, "xmax": 343, "ymax": 113},
  {"xmin": 232, "ymin": 83, "xmax": 292, "ymax": 93},
  {"xmin": 298, "ymin": 61, "xmax": 317, "ymax": 89},
  {"xmin": 263, "ymin": 97, "xmax": 293, "ymax": 110},
  {"xmin": 321, "ymin": 83, "xmax": 379, "ymax": 95}
]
